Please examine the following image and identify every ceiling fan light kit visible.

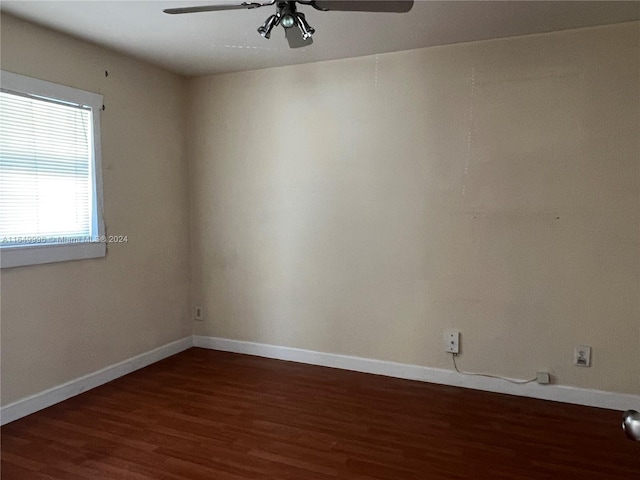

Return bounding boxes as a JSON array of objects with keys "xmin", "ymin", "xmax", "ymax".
[
  {"xmin": 164, "ymin": 1, "xmax": 413, "ymax": 48},
  {"xmin": 259, "ymin": 2, "xmax": 316, "ymax": 42},
  {"xmin": 257, "ymin": 14, "xmax": 279, "ymax": 38}
]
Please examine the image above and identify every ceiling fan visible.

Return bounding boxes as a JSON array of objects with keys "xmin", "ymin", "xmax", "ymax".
[{"xmin": 164, "ymin": 1, "xmax": 414, "ymax": 48}]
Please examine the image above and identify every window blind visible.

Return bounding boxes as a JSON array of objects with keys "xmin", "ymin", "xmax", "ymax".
[{"xmin": 0, "ymin": 90, "xmax": 94, "ymax": 246}]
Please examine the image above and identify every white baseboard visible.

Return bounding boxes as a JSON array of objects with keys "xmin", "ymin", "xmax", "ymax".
[
  {"xmin": 3, "ymin": 334, "xmax": 636, "ymax": 426},
  {"xmin": 0, "ymin": 336, "xmax": 193, "ymax": 426},
  {"xmin": 194, "ymin": 335, "xmax": 640, "ymax": 412}
]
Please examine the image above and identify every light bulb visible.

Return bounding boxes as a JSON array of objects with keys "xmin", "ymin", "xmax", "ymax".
[{"xmin": 281, "ymin": 14, "xmax": 296, "ymax": 28}]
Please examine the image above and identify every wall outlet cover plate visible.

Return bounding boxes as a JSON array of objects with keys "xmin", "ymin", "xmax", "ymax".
[
  {"xmin": 574, "ymin": 345, "xmax": 591, "ymax": 367},
  {"xmin": 443, "ymin": 329, "xmax": 460, "ymax": 354}
]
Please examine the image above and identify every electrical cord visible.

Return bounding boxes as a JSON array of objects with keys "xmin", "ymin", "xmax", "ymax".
[{"xmin": 452, "ymin": 354, "xmax": 537, "ymax": 385}]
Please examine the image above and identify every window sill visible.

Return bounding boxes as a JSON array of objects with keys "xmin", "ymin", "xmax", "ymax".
[{"xmin": 1, "ymin": 242, "xmax": 106, "ymax": 269}]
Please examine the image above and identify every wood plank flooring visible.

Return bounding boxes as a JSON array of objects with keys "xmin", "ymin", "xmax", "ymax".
[{"xmin": 2, "ymin": 348, "xmax": 638, "ymax": 479}]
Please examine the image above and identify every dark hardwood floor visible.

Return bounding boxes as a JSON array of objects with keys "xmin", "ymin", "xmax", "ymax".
[{"xmin": 1, "ymin": 348, "xmax": 638, "ymax": 479}]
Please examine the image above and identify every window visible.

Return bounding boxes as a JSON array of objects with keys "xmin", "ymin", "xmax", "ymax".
[{"xmin": 0, "ymin": 71, "xmax": 105, "ymax": 268}]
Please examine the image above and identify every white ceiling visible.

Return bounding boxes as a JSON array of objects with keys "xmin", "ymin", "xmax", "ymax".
[{"xmin": 2, "ymin": 1, "xmax": 639, "ymax": 76}]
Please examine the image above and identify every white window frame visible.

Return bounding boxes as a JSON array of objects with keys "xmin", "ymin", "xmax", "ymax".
[{"xmin": 0, "ymin": 71, "xmax": 106, "ymax": 268}]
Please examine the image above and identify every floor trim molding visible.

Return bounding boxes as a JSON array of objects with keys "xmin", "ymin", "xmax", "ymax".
[
  {"xmin": 3, "ymin": 335, "xmax": 636, "ymax": 425},
  {"xmin": 0, "ymin": 336, "xmax": 193, "ymax": 426},
  {"xmin": 194, "ymin": 335, "xmax": 640, "ymax": 411}
]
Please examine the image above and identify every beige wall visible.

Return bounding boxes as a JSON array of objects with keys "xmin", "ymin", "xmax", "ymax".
[
  {"xmin": 188, "ymin": 22, "xmax": 639, "ymax": 395},
  {"xmin": 0, "ymin": 15, "xmax": 191, "ymax": 405},
  {"xmin": 1, "ymin": 15, "xmax": 637, "ymax": 406}
]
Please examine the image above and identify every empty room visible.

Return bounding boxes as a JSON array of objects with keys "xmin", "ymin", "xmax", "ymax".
[{"xmin": 1, "ymin": 1, "xmax": 639, "ymax": 478}]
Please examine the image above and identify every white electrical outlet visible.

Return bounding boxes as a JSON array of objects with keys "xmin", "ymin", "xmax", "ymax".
[
  {"xmin": 574, "ymin": 345, "xmax": 591, "ymax": 367},
  {"xmin": 194, "ymin": 306, "xmax": 204, "ymax": 321},
  {"xmin": 443, "ymin": 329, "xmax": 460, "ymax": 354}
]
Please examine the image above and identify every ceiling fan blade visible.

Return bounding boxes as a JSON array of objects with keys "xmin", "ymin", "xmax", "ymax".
[
  {"xmin": 312, "ymin": 1, "xmax": 413, "ymax": 13},
  {"xmin": 285, "ymin": 27, "xmax": 313, "ymax": 49},
  {"xmin": 164, "ymin": 1, "xmax": 274, "ymax": 14}
]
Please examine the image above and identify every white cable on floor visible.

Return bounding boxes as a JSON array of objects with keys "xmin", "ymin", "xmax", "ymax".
[{"xmin": 452, "ymin": 354, "xmax": 537, "ymax": 385}]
